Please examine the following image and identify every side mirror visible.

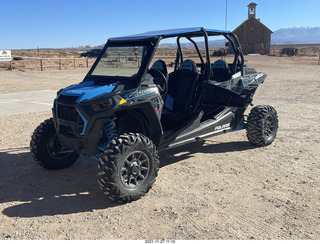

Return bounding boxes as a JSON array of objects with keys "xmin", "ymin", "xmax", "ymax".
[{"xmin": 225, "ymin": 42, "xmax": 230, "ymax": 47}]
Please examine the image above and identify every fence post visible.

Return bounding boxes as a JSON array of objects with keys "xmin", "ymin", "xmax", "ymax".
[
  {"xmin": 86, "ymin": 58, "xmax": 88, "ymax": 68},
  {"xmin": 59, "ymin": 59, "xmax": 62, "ymax": 70},
  {"xmin": 40, "ymin": 59, "xmax": 43, "ymax": 71},
  {"xmin": 73, "ymin": 59, "xmax": 76, "ymax": 68}
]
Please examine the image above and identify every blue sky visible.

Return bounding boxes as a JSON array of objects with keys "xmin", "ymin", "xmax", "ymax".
[{"xmin": 1, "ymin": 0, "xmax": 319, "ymax": 49}]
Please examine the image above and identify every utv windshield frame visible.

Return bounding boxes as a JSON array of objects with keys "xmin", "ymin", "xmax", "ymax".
[
  {"xmin": 86, "ymin": 40, "xmax": 157, "ymax": 84},
  {"xmin": 85, "ymin": 27, "xmax": 244, "ymax": 83}
]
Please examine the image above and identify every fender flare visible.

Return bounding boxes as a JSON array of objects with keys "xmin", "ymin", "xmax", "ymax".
[{"xmin": 115, "ymin": 104, "xmax": 163, "ymax": 147}]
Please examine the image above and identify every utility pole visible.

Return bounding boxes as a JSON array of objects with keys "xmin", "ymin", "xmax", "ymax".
[
  {"xmin": 223, "ymin": 0, "xmax": 228, "ymax": 59},
  {"xmin": 225, "ymin": 0, "xmax": 228, "ymax": 31}
]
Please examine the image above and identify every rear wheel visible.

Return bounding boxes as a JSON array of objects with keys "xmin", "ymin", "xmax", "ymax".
[
  {"xmin": 98, "ymin": 133, "xmax": 159, "ymax": 203},
  {"xmin": 30, "ymin": 118, "xmax": 79, "ymax": 169},
  {"xmin": 246, "ymin": 105, "xmax": 278, "ymax": 146}
]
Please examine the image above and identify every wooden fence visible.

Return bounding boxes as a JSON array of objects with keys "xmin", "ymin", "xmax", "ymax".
[
  {"xmin": 38, "ymin": 58, "xmax": 91, "ymax": 71},
  {"xmin": 5, "ymin": 57, "xmax": 96, "ymax": 71},
  {"xmin": 2, "ymin": 49, "xmax": 320, "ymax": 70}
]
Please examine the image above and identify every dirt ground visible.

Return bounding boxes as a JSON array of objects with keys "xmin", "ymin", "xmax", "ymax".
[{"xmin": 0, "ymin": 55, "xmax": 320, "ymax": 240}]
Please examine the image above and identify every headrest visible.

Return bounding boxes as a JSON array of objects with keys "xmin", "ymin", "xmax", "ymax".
[
  {"xmin": 179, "ymin": 59, "xmax": 197, "ymax": 71},
  {"xmin": 212, "ymin": 59, "xmax": 229, "ymax": 70},
  {"xmin": 151, "ymin": 60, "xmax": 167, "ymax": 73}
]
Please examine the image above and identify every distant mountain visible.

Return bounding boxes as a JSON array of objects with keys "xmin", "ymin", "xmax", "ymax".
[
  {"xmin": 71, "ymin": 27, "xmax": 320, "ymax": 50},
  {"xmin": 162, "ymin": 27, "xmax": 320, "ymax": 47},
  {"xmin": 271, "ymin": 27, "xmax": 320, "ymax": 45}
]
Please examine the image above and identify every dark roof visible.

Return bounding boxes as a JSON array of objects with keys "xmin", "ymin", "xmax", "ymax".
[
  {"xmin": 233, "ymin": 17, "xmax": 273, "ymax": 34},
  {"xmin": 248, "ymin": 2, "xmax": 257, "ymax": 7},
  {"xmin": 109, "ymin": 27, "xmax": 231, "ymax": 41}
]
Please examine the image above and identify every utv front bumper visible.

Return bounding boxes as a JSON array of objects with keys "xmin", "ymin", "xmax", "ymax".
[{"xmin": 52, "ymin": 99, "xmax": 107, "ymax": 156}]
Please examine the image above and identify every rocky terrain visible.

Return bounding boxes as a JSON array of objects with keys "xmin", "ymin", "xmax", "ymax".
[{"xmin": 0, "ymin": 55, "xmax": 319, "ymax": 240}]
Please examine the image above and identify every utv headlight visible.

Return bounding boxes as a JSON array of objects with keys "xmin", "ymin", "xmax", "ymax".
[{"xmin": 91, "ymin": 99, "xmax": 113, "ymax": 111}]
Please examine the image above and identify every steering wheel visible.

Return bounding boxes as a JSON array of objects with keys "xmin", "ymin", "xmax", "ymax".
[{"xmin": 148, "ymin": 69, "xmax": 168, "ymax": 97}]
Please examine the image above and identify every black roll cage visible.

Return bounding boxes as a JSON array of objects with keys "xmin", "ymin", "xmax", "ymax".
[
  {"xmin": 85, "ymin": 28, "xmax": 244, "ymax": 85},
  {"xmin": 172, "ymin": 28, "xmax": 244, "ymax": 79}
]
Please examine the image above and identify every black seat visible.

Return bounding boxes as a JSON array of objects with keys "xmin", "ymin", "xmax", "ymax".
[
  {"xmin": 149, "ymin": 60, "xmax": 169, "ymax": 97},
  {"xmin": 211, "ymin": 59, "xmax": 231, "ymax": 82},
  {"xmin": 150, "ymin": 60, "xmax": 168, "ymax": 80},
  {"xmin": 161, "ymin": 59, "xmax": 199, "ymax": 129}
]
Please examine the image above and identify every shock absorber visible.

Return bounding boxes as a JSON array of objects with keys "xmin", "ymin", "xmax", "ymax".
[
  {"xmin": 104, "ymin": 118, "xmax": 118, "ymax": 144},
  {"xmin": 97, "ymin": 117, "xmax": 118, "ymax": 152}
]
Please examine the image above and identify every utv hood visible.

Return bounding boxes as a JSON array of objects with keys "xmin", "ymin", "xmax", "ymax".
[{"xmin": 60, "ymin": 81, "xmax": 116, "ymax": 103}]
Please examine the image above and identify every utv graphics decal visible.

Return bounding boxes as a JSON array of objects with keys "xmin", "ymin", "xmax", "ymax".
[
  {"xmin": 119, "ymin": 98, "xmax": 127, "ymax": 105},
  {"xmin": 125, "ymin": 88, "xmax": 157, "ymax": 101},
  {"xmin": 154, "ymin": 100, "xmax": 163, "ymax": 116},
  {"xmin": 61, "ymin": 81, "xmax": 116, "ymax": 102},
  {"xmin": 214, "ymin": 123, "xmax": 230, "ymax": 131},
  {"xmin": 216, "ymin": 73, "xmax": 264, "ymax": 88}
]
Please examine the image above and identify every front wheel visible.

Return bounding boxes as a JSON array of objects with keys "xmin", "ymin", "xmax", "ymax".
[
  {"xmin": 30, "ymin": 118, "xmax": 79, "ymax": 169},
  {"xmin": 98, "ymin": 133, "xmax": 160, "ymax": 203},
  {"xmin": 246, "ymin": 105, "xmax": 278, "ymax": 146}
]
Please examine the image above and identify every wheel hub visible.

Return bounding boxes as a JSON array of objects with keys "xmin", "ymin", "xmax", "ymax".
[
  {"xmin": 130, "ymin": 162, "xmax": 140, "ymax": 176},
  {"xmin": 264, "ymin": 115, "xmax": 275, "ymax": 138},
  {"xmin": 121, "ymin": 151, "xmax": 150, "ymax": 188}
]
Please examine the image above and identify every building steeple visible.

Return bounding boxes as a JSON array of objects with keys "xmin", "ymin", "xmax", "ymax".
[{"xmin": 248, "ymin": 2, "xmax": 257, "ymax": 19}]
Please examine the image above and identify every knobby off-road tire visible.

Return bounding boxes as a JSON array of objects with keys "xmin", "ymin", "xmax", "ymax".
[
  {"xmin": 30, "ymin": 118, "xmax": 79, "ymax": 170},
  {"xmin": 98, "ymin": 133, "xmax": 160, "ymax": 203},
  {"xmin": 246, "ymin": 105, "xmax": 278, "ymax": 146}
]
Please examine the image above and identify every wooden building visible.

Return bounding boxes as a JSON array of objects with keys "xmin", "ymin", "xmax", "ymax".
[{"xmin": 233, "ymin": 2, "xmax": 273, "ymax": 55}]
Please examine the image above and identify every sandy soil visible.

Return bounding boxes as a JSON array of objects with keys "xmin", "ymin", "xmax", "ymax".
[{"xmin": 0, "ymin": 55, "xmax": 320, "ymax": 240}]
